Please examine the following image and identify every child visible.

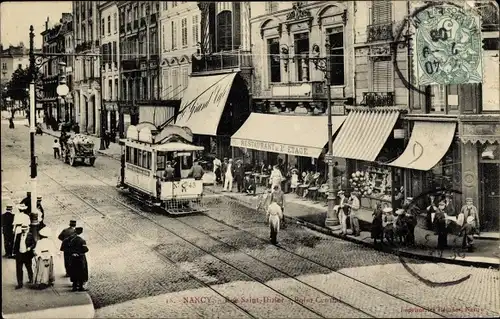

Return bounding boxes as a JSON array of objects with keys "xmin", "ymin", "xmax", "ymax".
[
  {"xmin": 290, "ymin": 169, "xmax": 299, "ymax": 194},
  {"xmin": 53, "ymin": 139, "xmax": 60, "ymax": 159},
  {"xmin": 460, "ymin": 216, "xmax": 477, "ymax": 252},
  {"xmin": 382, "ymin": 206, "xmax": 395, "ymax": 244}
]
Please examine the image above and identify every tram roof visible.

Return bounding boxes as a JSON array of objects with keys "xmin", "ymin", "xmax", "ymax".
[{"xmin": 123, "ymin": 138, "xmax": 204, "ymax": 152}]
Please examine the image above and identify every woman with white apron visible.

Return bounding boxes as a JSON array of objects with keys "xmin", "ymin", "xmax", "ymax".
[{"xmin": 33, "ymin": 227, "xmax": 57, "ymax": 289}]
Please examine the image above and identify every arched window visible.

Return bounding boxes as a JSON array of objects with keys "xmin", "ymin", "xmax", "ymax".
[{"xmin": 217, "ymin": 11, "xmax": 232, "ymax": 52}]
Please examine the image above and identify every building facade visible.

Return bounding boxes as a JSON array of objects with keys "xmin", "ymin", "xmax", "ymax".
[
  {"xmin": 242, "ymin": 1, "xmax": 353, "ymax": 174},
  {"xmin": 99, "ymin": 1, "xmax": 121, "ymax": 136},
  {"xmin": 118, "ymin": 1, "xmax": 160, "ymax": 130},
  {"xmin": 159, "ymin": 1, "xmax": 200, "ymax": 101},
  {"xmin": 173, "ymin": 1, "xmax": 253, "ymax": 159},
  {"xmin": 60, "ymin": 13, "xmax": 75, "ymax": 123},
  {"xmin": 0, "ymin": 43, "xmax": 30, "ymax": 110},
  {"xmin": 73, "ymin": 1, "xmax": 102, "ymax": 135},
  {"xmin": 344, "ymin": 0, "xmax": 499, "ymax": 232},
  {"xmin": 41, "ymin": 15, "xmax": 72, "ymax": 125}
]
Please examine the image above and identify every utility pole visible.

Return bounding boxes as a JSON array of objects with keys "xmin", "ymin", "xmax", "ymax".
[{"xmin": 28, "ymin": 25, "xmax": 39, "ymax": 240}]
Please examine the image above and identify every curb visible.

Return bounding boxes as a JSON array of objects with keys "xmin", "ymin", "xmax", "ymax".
[
  {"xmin": 3, "ymin": 302, "xmax": 95, "ymax": 319},
  {"xmin": 206, "ymin": 187, "xmax": 499, "ymax": 269}
]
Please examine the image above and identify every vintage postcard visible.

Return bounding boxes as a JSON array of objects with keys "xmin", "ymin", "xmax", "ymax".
[{"xmin": 1, "ymin": 1, "xmax": 499, "ymax": 318}]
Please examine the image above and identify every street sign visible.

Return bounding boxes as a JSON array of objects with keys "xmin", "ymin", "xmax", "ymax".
[{"xmin": 324, "ymin": 154, "xmax": 335, "ymax": 165}]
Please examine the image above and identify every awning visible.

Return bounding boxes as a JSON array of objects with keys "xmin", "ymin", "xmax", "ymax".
[
  {"xmin": 388, "ymin": 121, "xmax": 456, "ymax": 171},
  {"xmin": 331, "ymin": 110, "xmax": 399, "ymax": 161},
  {"xmin": 231, "ymin": 113, "xmax": 347, "ymax": 158},
  {"xmin": 175, "ymin": 73, "xmax": 237, "ymax": 136}
]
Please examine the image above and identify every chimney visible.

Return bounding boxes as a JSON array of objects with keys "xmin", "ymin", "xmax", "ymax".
[{"xmin": 45, "ymin": 17, "xmax": 49, "ymax": 30}]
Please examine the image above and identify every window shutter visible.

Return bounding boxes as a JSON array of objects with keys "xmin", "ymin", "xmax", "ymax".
[
  {"xmin": 373, "ymin": 60, "xmax": 392, "ymax": 92},
  {"xmin": 372, "ymin": 1, "xmax": 392, "ymax": 24}
]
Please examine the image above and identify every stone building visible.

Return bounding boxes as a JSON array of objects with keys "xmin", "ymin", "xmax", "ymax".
[
  {"xmin": 99, "ymin": 1, "xmax": 122, "ymax": 136},
  {"xmin": 72, "ymin": 1, "xmax": 102, "ymax": 135}
]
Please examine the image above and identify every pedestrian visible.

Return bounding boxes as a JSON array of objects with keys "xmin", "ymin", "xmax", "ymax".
[
  {"xmin": 2, "ymin": 205, "xmax": 15, "ymax": 258},
  {"xmin": 58, "ymin": 220, "xmax": 77, "ymax": 277},
  {"xmin": 223, "ymin": 159, "xmax": 234, "ymax": 192},
  {"xmin": 163, "ymin": 161, "xmax": 175, "ymax": 181},
  {"xmin": 67, "ymin": 227, "xmax": 89, "ymax": 292},
  {"xmin": 460, "ymin": 216, "xmax": 478, "ymax": 251},
  {"xmin": 188, "ymin": 161, "xmax": 205, "ymax": 180},
  {"xmin": 394, "ymin": 209, "xmax": 408, "ymax": 244},
  {"xmin": 53, "ymin": 139, "xmax": 61, "ymax": 159},
  {"xmin": 36, "ymin": 196, "xmax": 45, "ymax": 230},
  {"xmin": 235, "ymin": 160, "xmax": 245, "ymax": 192},
  {"xmin": 346, "ymin": 192, "xmax": 361, "ymax": 236},
  {"xmin": 337, "ymin": 191, "xmax": 349, "ymax": 235},
  {"xmin": 213, "ymin": 156, "xmax": 222, "ymax": 185},
  {"xmin": 459, "ymin": 197, "xmax": 479, "ymax": 231},
  {"xmin": 266, "ymin": 202, "xmax": 283, "ymax": 245},
  {"xmin": 269, "ymin": 184, "xmax": 286, "ymax": 228},
  {"xmin": 33, "ymin": 227, "xmax": 56, "ymax": 289},
  {"xmin": 13, "ymin": 225, "xmax": 35, "ymax": 289},
  {"xmin": 12, "ymin": 204, "xmax": 31, "ymax": 257},
  {"xmin": 404, "ymin": 205, "xmax": 417, "ymax": 247},
  {"xmin": 290, "ymin": 168, "xmax": 299, "ymax": 194},
  {"xmin": 19, "ymin": 192, "xmax": 32, "ymax": 214},
  {"xmin": 269, "ymin": 165, "xmax": 283, "ymax": 191},
  {"xmin": 244, "ymin": 174, "xmax": 256, "ymax": 195},
  {"xmin": 382, "ymin": 206, "xmax": 395, "ymax": 244},
  {"xmin": 371, "ymin": 203, "xmax": 384, "ymax": 244},
  {"xmin": 221, "ymin": 158, "xmax": 228, "ymax": 187},
  {"xmin": 426, "ymin": 194, "xmax": 437, "ymax": 230},
  {"xmin": 434, "ymin": 200, "xmax": 448, "ymax": 250},
  {"xmin": 9, "ymin": 116, "xmax": 15, "ymax": 129}
]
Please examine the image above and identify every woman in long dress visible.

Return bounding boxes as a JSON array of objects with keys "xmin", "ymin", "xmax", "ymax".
[{"xmin": 33, "ymin": 227, "xmax": 56, "ymax": 289}]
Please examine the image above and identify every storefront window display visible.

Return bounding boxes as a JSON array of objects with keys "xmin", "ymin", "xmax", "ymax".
[{"xmin": 349, "ymin": 160, "xmax": 393, "ymax": 209}]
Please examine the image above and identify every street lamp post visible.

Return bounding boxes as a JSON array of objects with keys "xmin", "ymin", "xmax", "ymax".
[
  {"xmin": 57, "ymin": 62, "xmax": 69, "ymax": 129},
  {"xmin": 311, "ymin": 40, "xmax": 340, "ymax": 228}
]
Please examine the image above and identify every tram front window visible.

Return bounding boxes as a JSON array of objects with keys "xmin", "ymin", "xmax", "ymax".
[{"xmin": 158, "ymin": 151, "xmax": 194, "ymax": 181}]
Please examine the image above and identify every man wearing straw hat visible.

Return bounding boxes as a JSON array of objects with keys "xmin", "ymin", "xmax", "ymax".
[
  {"xmin": 59, "ymin": 220, "xmax": 77, "ymax": 277},
  {"xmin": 2, "ymin": 204, "xmax": 15, "ymax": 257},
  {"xmin": 12, "ymin": 204, "xmax": 31, "ymax": 258},
  {"xmin": 13, "ymin": 225, "xmax": 36, "ymax": 289},
  {"xmin": 33, "ymin": 227, "xmax": 56, "ymax": 288}
]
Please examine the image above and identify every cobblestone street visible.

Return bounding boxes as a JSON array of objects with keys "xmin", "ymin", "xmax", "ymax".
[{"xmin": 2, "ymin": 122, "xmax": 499, "ymax": 318}]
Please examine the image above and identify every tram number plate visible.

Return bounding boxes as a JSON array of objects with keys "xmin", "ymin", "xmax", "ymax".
[{"xmin": 173, "ymin": 181, "xmax": 197, "ymax": 193}]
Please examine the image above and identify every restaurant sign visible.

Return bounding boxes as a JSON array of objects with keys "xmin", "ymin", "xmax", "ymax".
[{"xmin": 231, "ymin": 138, "xmax": 321, "ymax": 158}]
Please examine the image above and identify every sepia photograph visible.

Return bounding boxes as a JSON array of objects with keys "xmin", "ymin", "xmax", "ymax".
[{"xmin": 1, "ymin": 1, "xmax": 499, "ymax": 318}]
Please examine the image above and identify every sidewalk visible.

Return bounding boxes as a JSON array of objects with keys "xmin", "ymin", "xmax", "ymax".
[{"xmin": 40, "ymin": 126, "xmax": 499, "ymax": 268}]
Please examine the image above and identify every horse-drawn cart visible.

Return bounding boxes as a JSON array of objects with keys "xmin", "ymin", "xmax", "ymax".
[{"xmin": 62, "ymin": 134, "xmax": 96, "ymax": 166}]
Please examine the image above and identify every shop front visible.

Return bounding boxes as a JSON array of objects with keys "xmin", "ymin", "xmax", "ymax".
[
  {"xmin": 331, "ymin": 109, "xmax": 403, "ymax": 209},
  {"xmin": 460, "ymin": 121, "xmax": 500, "ymax": 232},
  {"xmin": 230, "ymin": 113, "xmax": 347, "ymax": 181},
  {"xmin": 175, "ymin": 72, "xmax": 250, "ymax": 162}
]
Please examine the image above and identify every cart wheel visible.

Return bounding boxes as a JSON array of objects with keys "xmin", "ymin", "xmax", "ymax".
[{"xmin": 89, "ymin": 158, "xmax": 96, "ymax": 166}]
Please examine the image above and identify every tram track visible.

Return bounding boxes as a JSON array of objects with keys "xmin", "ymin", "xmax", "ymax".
[
  {"xmin": 5, "ymin": 141, "xmax": 445, "ymax": 317},
  {"xmin": 61, "ymin": 162, "xmax": 445, "ymax": 318}
]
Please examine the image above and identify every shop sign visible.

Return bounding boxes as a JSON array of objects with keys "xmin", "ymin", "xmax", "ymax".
[
  {"xmin": 231, "ymin": 138, "xmax": 318, "ymax": 157},
  {"xmin": 393, "ymin": 128, "xmax": 405, "ymax": 139},
  {"xmin": 460, "ymin": 123, "xmax": 500, "ymax": 143}
]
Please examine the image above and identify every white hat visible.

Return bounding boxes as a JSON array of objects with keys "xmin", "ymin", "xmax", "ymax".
[
  {"xmin": 39, "ymin": 227, "xmax": 52, "ymax": 238},
  {"xmin": 17, "ymin": 204, "xmax": 28, "ymax": 211},
  {"xmin": 395, "ymin": 209, "xmax": 405, "ymax": 215},
  {"xmin": 466, "ymin": 216, "xmax": 475, "ymax": 224},
  {"xmin": 383, "ymin": 207, "xmax": 393, "ymax": 213}
]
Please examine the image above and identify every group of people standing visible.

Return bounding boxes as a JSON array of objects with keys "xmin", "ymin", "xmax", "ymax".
[
  {"xmin": 2, "ymin": 192, "xmax": 89, "ymax": 291},
  {"xmin": 333, "ymin": 190, "xmax": 361, "ymax": 237}
]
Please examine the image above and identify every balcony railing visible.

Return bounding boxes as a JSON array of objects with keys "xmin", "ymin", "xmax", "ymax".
[
  {"xmin": 192, "ymin": 50, "xmax": 252, "ymax": 74},
  {"xmin": 367, "ymin": 22, "xmax": 393, "ymax": 42},
  {"xmin": 75, "ymin": 41, "xmax": 92, "ymax": 53},
  {"xmin": 121, "ymin": 59, "xmax": 139, "ymax": 71},
  {"xmin": 360, "ymin": 92, "xmax": 394, "ymax": 107}
]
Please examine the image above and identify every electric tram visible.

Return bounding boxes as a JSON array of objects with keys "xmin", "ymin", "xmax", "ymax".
[{"xmin": 118, "ymin": 122, "xmax": 206, "ymax": 214}]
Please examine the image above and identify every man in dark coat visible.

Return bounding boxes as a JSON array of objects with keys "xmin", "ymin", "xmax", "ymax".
[
  {"xmin": 434, "ymin": 200, "xmax": 448, "ymax": 250},
  {"xmin": 235, "ymin": 160, "xmax": 245, "ymax": 192},
  {"xmin": 19, "ymin": 192, "xmax": 32, "ymax": 215},
  {"xmin": 36, "ymin": 196, "xmax": 45, "ymax": 230},
  {"xmin": 67, "ymin": 227, "xmax": 89, "ymax": 291},
  {"xmin": 13, "ymin": 225, "xmax": 36, "ymax": 289},
  {"xmin": 2, "ymin": 205, "xmax": 15, "ymax": 257},
  {"xmin": 59, "ymin": 220, "xmax": 77, "ymax": 276},
  {"xmin": 221, "ymin": 158, "xmax": 228, "ymax": 187}
]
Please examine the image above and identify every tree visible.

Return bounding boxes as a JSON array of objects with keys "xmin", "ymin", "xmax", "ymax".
[{"xmin": 5, "ymin": 68, "xmax": 30, "ymax": 108}]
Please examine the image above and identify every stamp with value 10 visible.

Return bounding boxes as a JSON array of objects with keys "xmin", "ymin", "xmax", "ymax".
[{"xmin": 413, "ymin": 3, "xmax": 483, "ymax": 86}]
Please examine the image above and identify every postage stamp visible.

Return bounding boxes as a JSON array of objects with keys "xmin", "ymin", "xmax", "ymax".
[{"xmin": 413, "ymin": 3, "xmax": 483, "ymax": 85}]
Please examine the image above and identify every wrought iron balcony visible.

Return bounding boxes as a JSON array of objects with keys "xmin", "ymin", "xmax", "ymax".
[
  {"xmin": 367, "ymin": 22, "xmax": 393, "ymax": 42},
  {"xmin": 360, "ymin": 92, "xmax": 395, "ymax": 107},
  {"xmin": 191, "ymin": 50, "xmax": 252, "ymax": 74}
]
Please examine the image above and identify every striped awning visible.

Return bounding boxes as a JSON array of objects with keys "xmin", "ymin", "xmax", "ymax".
[
  {"xmin": 388, "ymin": 122, "xmax": 456, "ymax": 171},
  {"xmin": 331, "ymin": 110, "xmax": 400, "ymax": 161}
]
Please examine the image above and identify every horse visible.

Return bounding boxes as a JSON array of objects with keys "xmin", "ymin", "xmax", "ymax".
[{"xmin": 266, "ymin": 202, "xmax": 283, "ymax": 245}]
